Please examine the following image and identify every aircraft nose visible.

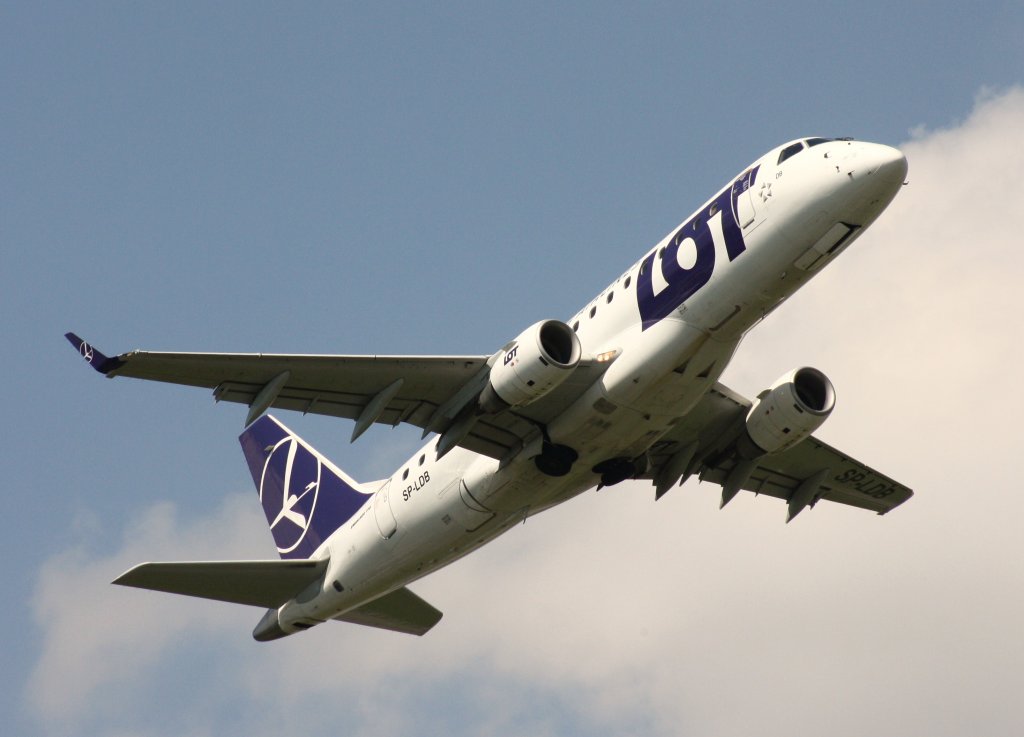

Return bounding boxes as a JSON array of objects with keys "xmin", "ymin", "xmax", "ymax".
[
  {"xmin": 863, "ymin": 143, "xmax": 908, "ymax": 183},
  {"xmin": 849, "ymin": 142, "xmax": 908, "ymax": 187},
  {"xmin": 808, "ymin": 141, "xmax": 908, "ymax": 227},
  {"xmin": 836, "ymin": 142, "xmax": 908, "ymax": 218}
]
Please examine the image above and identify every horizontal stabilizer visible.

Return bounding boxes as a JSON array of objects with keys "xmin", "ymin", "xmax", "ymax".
[
  {"xmin": 335, "ymin": 586, "xmax": 443, "ymax": 636},
  {"xmin": 113, "ymin": 559, "xmax": 328, "ymax": 609}
]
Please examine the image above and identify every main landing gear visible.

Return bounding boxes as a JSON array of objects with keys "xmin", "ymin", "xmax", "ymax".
[{"xmin": 534, "ymin": 441, "xmax": 578, "ymax": 477}]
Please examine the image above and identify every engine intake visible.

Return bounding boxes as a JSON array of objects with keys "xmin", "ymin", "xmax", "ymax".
[
  {"xmin": 740, "ymin": 367, "xmax": 835, "ymax": 457},
  {"xmin": 480, "ymin": 320, "xmax": 582, "ymax": 412}
]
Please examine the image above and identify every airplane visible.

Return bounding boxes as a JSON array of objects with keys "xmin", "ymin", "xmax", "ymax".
[{"xmin": 67, "ymin": 136, "xmax": 913, "ymax": 641}]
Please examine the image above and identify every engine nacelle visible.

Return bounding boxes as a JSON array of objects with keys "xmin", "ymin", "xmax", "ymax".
[
  {"xmin": 741, "ymin": 367, "xmax": 836, "ymax": 457},
  {"xmin": 480, "ymin": 320, "xmax": 582, "ymax": 411}
]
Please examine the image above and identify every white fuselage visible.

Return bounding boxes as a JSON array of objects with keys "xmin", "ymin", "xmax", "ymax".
[{"xmin": 276, "ymin": 138, "xmax": 908, "ymax": 632}]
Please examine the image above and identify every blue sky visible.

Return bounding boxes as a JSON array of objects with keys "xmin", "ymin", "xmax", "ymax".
[{"xmin": 5, "ymin": 3, "xmax": 1024, "ymax": 736}]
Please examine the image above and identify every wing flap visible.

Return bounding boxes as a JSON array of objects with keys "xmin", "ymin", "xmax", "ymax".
[
  {"xmin": 334, "ymin": 586, "xmax": 443, "ymax": 636},
  {"xmin": 113, "ymin": 559, "xmax": 328, "ymax": 609}
]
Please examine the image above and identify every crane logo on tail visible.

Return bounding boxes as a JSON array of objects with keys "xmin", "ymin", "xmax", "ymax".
[
  {"xmin": 259, "ymin": 435, "xmax": 323, "ymax": 555},
  {"xmin": 240, "ymin": 415, "xmax": 374, "ymax": 560}
]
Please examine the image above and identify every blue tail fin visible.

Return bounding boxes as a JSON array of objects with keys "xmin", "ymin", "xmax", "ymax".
[{"xmin": 239, "ymin": 415, "xmax": 372, "ymax": 559}]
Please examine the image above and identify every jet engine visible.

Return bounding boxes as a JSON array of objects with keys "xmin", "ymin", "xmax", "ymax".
[
  {"xmin": 479, "ymin": 320, "xmax": 582, "ymax": 412},
  {"xmin": 738, "ymin": 367, "xmax": 835, "ymax": 458}
]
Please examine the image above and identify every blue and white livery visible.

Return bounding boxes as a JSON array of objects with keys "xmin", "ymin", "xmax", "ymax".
[{"xmin": 68, "ymin": 137, "xmax": 913, "ymax": 640}]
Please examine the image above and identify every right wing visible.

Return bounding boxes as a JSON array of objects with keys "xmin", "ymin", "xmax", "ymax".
[
  {"xmin": 65, "ymin": 333, "xmax": 612, "ymax": 462},
  {"xmin": 643, "ymin": 381, "xmax": 913, "ymax": 520}
]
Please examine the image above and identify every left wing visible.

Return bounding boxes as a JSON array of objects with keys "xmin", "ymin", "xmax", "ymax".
[
  {"xmin": 643, "ymin": 381, "xmax": 913, "ymax": 520},
  {"xmin": 65, "ymin": 333, "xmax": 610, "ymax": 462}
]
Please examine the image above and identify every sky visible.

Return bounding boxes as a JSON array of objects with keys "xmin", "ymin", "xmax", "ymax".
[{"xmin": 4, "ymin": 2, "xmax": 1024, "ymax": 736}]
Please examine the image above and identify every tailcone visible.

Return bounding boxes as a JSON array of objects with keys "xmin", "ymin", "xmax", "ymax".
[{"xmin": 252, "ymin": 608, "xmax": 289, "ymax": 642}]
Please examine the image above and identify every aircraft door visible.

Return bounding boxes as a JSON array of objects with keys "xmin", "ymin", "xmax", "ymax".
[
  {"xmin": 733, "ymin": 168, "xmax": 760, "ymax": 230},
  {"xmin": 373, "ymin": 481, "xmax": 398, "ymax": 539}
]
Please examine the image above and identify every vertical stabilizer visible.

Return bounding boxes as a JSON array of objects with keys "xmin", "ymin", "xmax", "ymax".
[{"xmin": 240, "ymin": 415, "xmax": 371, "ymax": 559}]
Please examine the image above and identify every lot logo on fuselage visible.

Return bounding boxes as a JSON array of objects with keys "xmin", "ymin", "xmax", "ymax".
[{"xmin": 637, "ymin": 166, "xmax": 759, "ymax": 329}]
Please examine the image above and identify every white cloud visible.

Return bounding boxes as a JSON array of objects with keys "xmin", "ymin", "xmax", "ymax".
[
  {"xmin": 26, "ymin": 87, "xmax": 1024, "ymax": 737},
  {"xmin": 26, "ymin": 495, "xmax": 269, "ymax": 732}
]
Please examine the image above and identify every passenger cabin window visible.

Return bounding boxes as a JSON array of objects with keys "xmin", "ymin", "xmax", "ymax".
[{"xmin": 777, "ymin": 141, "xmax": 805, "ymax": 165}]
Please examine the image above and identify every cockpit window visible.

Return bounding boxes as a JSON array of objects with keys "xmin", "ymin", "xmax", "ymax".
[
  {"xmin": 805, "ymin": 137, "xmax": 832, "ymax": 147},
  {"xmin": 777, "ymin": 142, "xmax": 805, "ymax": 165}
]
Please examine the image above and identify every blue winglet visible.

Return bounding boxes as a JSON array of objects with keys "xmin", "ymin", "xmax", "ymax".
[{"xmin": 64, "ymin": 333, "xmax": 125, "ymax": 374}]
